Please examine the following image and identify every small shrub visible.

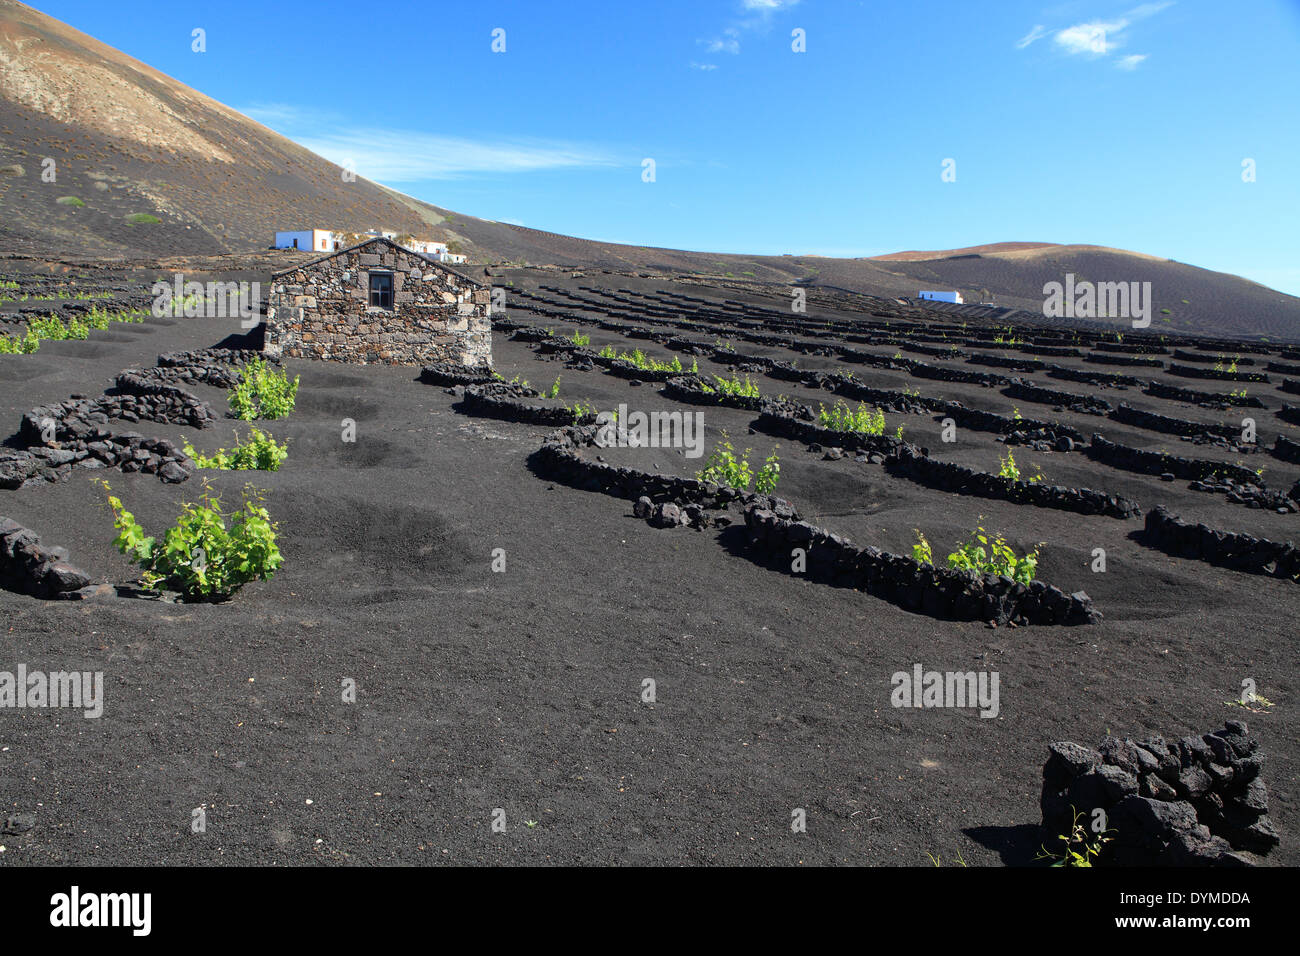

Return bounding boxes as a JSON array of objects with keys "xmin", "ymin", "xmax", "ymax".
[
  {"xmin": 568, "ymin": 400, "xmax": 596, "ymax": 422},
  {"xmin": 1036, "ymin": 806, "xmax": 1115, "ymax": 867},
  {"xmin": 126, "ymin": 213, "xmax": 162, "ymax": 224},
  {"xmin": 597, "ymin": 345, "xmax": 688, "ymax": 374},
  {"xmin": 103, "ymin": 481, "xmax": 283, "ymax": 601},
  {"xmin": 698, "ymin": 436, "xmax": 752, "ymax": 491},
  {"xmin": 912, "ymin": 530, "xmax": 933, "ymax": 566},
  {"xmin": 229, "ymin": 357, "xmax": 299, "ymax": 420},
  {"xmin": 0, "ymin": 328, "xmax": 40, "ymax": 354},
  {"xmin": 496, "ymin": 373, "xmax": 532, "ymax": 390},
  {"xmin": 56, "ymin": 196, "xmax": 85, "ymax": 207},
  {"xmin": 0, "ymin": 310, "xmax": 123, "ymax": 352},
  {"xmin": 818, "ymin": 400, "xmax": 886, "ymax": 435},
  {"xmin": 701, "ymin": 372, "xmax": 760, "ymax": 399},
  {"xmin": 999, "ymin": 450, "xmax": 1043, "ymax": 484},
  {"xmin": 544, "ymin": 375, "xmax": 562, "ymax": 399},
  {"xmin": 568, "ymin": 330, "xmax": 590, "ymax": 346},
  {"xmin": 183, "ymin": 427, "xmax": 289, "ymax": 471},
  {"xmin": 754, "ymin": 450, "xmax": 781, "ymax": 494},
  {"xmin": 85, "ymin": 305, "xmax": 146, "ymax": 328},
  {"xmin": 26, "ymin": 314, "xmax": 69, "ymax": 340},
  {"xmin": 697, "ymin": 434, "xmax": 780, "ymax": 493},
  {"xmin": 946, "ymin": 527, "xmax": 1041, "ymax": 584},
  {"xmin": 997, "ymin": 450, "xmax": 1021, "ymax": 483},
  {"xmin": 914, "ymin": 527, "xmax": 1041, "ymax": 584}
]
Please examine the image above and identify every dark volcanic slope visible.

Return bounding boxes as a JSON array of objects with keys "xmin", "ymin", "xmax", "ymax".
[
  {"xmin": 860, "ymin": 247, "xmax": 1300, "ymax": 342},
  {"xmin": 0, "ymin": 264, "xmax": 1296, "ymax": 866},
  {"xmin": 2, "ymin": 0, "xmax": 1298, "ymax": 341},
  {"xmin": 0, "ymin": 0, "xmax": 443, "ymax": 257}
]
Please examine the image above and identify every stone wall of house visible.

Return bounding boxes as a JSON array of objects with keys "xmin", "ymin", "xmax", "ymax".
[{"xmin": 263, "ymin": 239, "xmax": 492, "ymax": 368}]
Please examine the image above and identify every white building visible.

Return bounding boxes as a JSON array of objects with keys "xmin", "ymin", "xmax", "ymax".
[
  {"xmin": 397, "ymin": 238, "xmax": 465, "ymax": 262},
  {"xmin": 406, "ymin": 239, "xmax": 448, "ymax": 256},
  {"xmin": 275, "ymin": 228, "xmax": 465, "ymax": 262},
  {"xmin": 918, "ymin": 290, "xmax": 963, "ymax": 304},
  {"xmin": 275, "ymin": 229, "xmax": 340, "ymax": 253}
]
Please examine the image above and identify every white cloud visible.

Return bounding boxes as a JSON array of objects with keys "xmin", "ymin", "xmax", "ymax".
[
  {"xmin": 295, "ymin": 129, "xmax": 616, "ymax": 182},
  {"xmin": 1016, "ymin": 25, "xmax": 1048, "ymax": 49},
  {"xmin": 1019, "ymin": 1, "xmax": 1172, "ymax": 66},
  {"xmin": 701, "ymin": 0, "xmax": 800, "ymax": 57},
  {"xmin": 1125, "ymin": 2, "xmax": 1175, "ymax": 18},
  {"xmin": 691, "ymin": 62, "xmax": 719, "ymax": 71},
  {"xmin": 1054, "ymin": 19, "xmax": 1127, "ymax": 56},
  {"xmin": 241, "ymin": 102, "xmax": 338, "ymax": 127},
  {"xmin": 705, "ymin": 28, "xmax": 741, "ymax": 54},
  {"xmin": 236, "ymin": 103, "xmax": 615, "ymax": 182}
]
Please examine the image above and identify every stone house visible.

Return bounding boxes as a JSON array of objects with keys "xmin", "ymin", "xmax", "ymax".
[{"xmin": 263, "ymin": 237, "xmax": 492, "ymax": 368}]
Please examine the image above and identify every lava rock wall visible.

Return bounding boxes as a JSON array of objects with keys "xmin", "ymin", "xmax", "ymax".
[
  {"xmin": 1142, "ymin": 506, "xmax": 1300, "ymax": 578},
  {"xmin": 0, "ymin": 517, "xmax": 95, "ymax": 599},
  {"xmin": 1040, "ymin": 723, "xmax": 1278, "ymax": 865}
]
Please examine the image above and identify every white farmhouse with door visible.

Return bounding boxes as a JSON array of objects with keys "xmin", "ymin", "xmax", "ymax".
[
  {"xmin": 274, "ymin": 229, "xmax": 339, "ymax": 253},
  {"xmin": 405, "ymin": 239, "xmax": 448, "ymax": 256}
]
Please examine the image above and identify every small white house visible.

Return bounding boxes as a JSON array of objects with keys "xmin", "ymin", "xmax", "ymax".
[
  {"xmin": 405, "ymin": 239, "xmax": 448, "ymax": 256},
  {"xmin": 397, "ymin": 238, "xmax": 464, "ymax": 262},
  {"xmin": 275, "ymin": 229, "xmax": 339, "ymax": 253},
  {"xmin": 275, "ymin": 228, "xmax": 465, "ymax": 262},
  {"xmin": 918, "ymin": 290, "xmax": 963, "ymax": 304}
]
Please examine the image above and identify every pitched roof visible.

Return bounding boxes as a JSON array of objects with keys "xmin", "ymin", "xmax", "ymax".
[{"xmin": 271, "ymin": 236, "xmax": 481, "ymax": 286}]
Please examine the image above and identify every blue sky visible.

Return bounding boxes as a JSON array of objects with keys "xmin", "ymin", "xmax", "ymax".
[{"xmin": 33, "ymin": 0, "xmax": 1300, "ymax": 295}]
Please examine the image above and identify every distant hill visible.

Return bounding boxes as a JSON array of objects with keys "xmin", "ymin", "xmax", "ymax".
[
  {"xmin": 1, "ymin": 0, "xmax": 1297, "ymax": 340},
  {"xmin": 869, "ymin": 242, "xmax": 1064, "ymax": 261}
]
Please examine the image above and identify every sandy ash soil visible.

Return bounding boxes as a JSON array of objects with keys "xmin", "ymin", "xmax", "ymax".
[{"xmin": 0, "ymin": 265, "xmax": 1295, "ymax": 867}]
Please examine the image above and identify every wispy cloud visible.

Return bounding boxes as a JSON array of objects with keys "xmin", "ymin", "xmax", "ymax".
[
  {"xmin": 238, "ymin": 103, "xmax": 615, "ymax": 182},
  {"xmin": 1017, "ymin": 25, "xmax": 1048, "ymax": 49},
  {"xmin": 698, "ymin": 0, "xmax": 801, "ymax": 62},
  {"xmin": 1018, "ymin": 2, "xmax": 1172, "ymax": 67},
  {"xmin": 298, "ymin": 130, "xmax": 616, "ymax": 182},
  {"xmin": 690, "ymin": 62, "xmax": 719, "ymax": 71},
  {"xmin": 705, "ymin": 28, "xmax": 741, "ymax": 54},
  {"xmin": 1126, "ymin": 2, "xmax": 1175, "ymax": 18},
  {"xmin": 241, "ymin": 102, "xmax": 336, "ymax": 127},
  {"xmin": 1054, "ymin": 19, "xmax": 1127, "ymax": 56}
]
